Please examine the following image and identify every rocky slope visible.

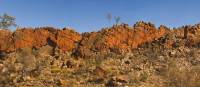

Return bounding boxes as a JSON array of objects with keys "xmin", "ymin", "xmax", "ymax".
[{"xmin": 0, "ymin": 21, "xmax": 200, "ymax": 87}]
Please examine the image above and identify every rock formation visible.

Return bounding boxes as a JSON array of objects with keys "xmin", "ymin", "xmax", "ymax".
[
  {"xmin": 1, "ymin": 22, "xmax": 200, "ymax": 87},
  {"xmin": 0, "ymin": 27, "xmax": 81, "ymax": 52},
  {"xmin": 1, "ymin": 22, "xmax": 200, "ymax": 57}
]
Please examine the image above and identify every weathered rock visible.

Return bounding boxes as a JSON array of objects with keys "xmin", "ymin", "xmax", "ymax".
[
  {"xmin": 112, "ymin": 75, "xmax": 129, "ymax": 83},
  {"xmin": 55, "ymin": 29, "xmax": 81, "ymax": 52},
  {"xmin": 76, "ymin": 22, "xmax": 168, "ymax": 57},
  {"xmin": 0, "ymin": 27, "xmax": 81, "ymax": 52},
  {"xmin": 93, "ymin": 67, "xmax": 107, "ymax": 78}
]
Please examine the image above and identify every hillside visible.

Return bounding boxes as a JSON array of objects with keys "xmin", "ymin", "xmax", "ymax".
[{"xmin": 0, "ymin": 21, "xmax": 200, "ymax": 87}]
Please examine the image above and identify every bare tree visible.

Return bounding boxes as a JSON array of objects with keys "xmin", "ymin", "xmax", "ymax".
[
  {"xmin": 114, "ymin": 16, "xmax": 121, "ymax": 25},
  {"xmin": 106, "ymin": 13, "xmax": 112, "ymax": 25}
]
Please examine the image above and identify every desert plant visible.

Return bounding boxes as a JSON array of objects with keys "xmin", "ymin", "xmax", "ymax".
[
  {"xmin": 0, "ymin": 13, "xmax": 17, "ymax": 29},
  {"xmin": 140, "ymin": 71, "xmax": 148, "ymax": 82},
  {"xmin": 106, "ymin": 13, "xmax": 112, "ymax": 25},
  {"xmin": 114, "ymin": 16, "xmax": 121, "ymax": 25}
]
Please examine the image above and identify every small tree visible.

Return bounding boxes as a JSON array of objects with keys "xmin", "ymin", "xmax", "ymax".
[
  {"xmin": 0, "ymin": 13, "xmax": 17, "ymax": 29},
  {"xmin": 106, "ymin": 13, "xmax": 112, "ymax": 25},
  {"xmin": 114, "ymin": 16, "xmax": 121, "ymax": 25}
]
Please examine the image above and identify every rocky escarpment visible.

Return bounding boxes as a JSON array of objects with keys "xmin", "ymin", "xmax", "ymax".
[
  {"xmin": 1, "ymin": 22, "xmax": 200, "ymax": 56},
  {"xmin": 0, "ymin": 22, "xmax": 169, "ymax": 56},
  {"xmin": 0, "ymin": 27, "xmax": 81, "ymax": 52},
  {"xmin": 1, "ymin": 22, "xmax": 200, "ymax": 87},
  {"xmin": 75, "ymin": 22, "xmax": 168, "ymax": 58}
]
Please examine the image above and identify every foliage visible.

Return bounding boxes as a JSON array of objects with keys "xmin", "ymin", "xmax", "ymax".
[{"xmin": 0, "ymin": 13, "xmax": 17, "ymax": 29}]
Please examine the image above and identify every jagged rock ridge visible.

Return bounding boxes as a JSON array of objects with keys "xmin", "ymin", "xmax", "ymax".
[
  {"xmin": 1, "ymin": 22, "xmax": 200, "ymax": 56},
  {"xmin": 0, "ymin": 27, "xmax": 81, "ymax": 52}
]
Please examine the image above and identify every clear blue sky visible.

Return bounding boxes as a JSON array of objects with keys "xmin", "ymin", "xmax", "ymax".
[{"xmin": 1, "ymin": 0, "xmax": 200, "ymax": 32}]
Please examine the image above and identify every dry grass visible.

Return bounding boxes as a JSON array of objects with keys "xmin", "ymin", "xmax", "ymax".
[{"xmin": 164, "ymin": 60, "xmax": 200, "ymax": 87}]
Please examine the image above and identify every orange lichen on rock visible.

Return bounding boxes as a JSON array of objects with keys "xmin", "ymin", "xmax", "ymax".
[
  {"xmin": 76, "ymin": 22, "xmax": 168, "ymax": 57},
  {"xmin": 13, "ymin": 29, "xmax": 35, "ymax": 49},
  {"xmin": 3, "ymin": 21, "xmax": 200, "ymax": 54},
  {"xmin": 55, "ymin": 29, "xmax": 81, "ymax": 51},
  {"xmin": 33, "ymin": 29, "xmax": 54, "ymax": 48},
  {"xmin": 104, "ymin": 22, "xmax": 167, "ymax": 50},
  {"xmin": 0, "ymin": 28, "xmax": 81, "ymax": 52}
]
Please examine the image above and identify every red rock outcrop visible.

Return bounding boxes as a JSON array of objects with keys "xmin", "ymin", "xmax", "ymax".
[
  {"xmin": 55, "ymin": 29, "xmax": 81, "ymax": 51},
  {"xmin": 2, "ymin": 22, "xmax": 200, "ymax": 55},
  {"xmin": 0, "ymin": 27, "xmax": 81, "ymax": 52},
  {"xmin": 76, "ymin": 22, "xmax": 168, "ymax": 57}
]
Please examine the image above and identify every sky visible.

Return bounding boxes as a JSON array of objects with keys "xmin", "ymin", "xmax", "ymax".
[{"xmin": 1, "ymin": 0, "xmax": 200, "ymax": 32}]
